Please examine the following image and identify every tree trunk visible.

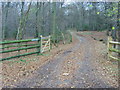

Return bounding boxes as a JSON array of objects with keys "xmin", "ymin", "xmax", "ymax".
[
  {"xmin": 48, "ymin": 2, "xmax": 51, "ymax": 35},
  {"xmin": 117, "ymin": 1, "xmax": 120, "ymax": 88},
  {"xmin": 92, "ymin": 2, "xmax": 97, "ymax": 31},
  {"xmin": 81, "ymin": 2, "xmax": 84, "ymax": 31},
  {"xmin": 118, "ymin": 1, "xmax": 120, "ymax": 53},
  {"xmin": 16, "ymin": 2, "xmax": 31, "ymax": 40},
  {"xmin": 35, "ymin": 2, "xmax": 39, "ymax": 38},
  {"xmin": 3, "ymin": 2, "xmax": 10, "ymax": 41},
  {"xmin": 52, "ymin": 2, "xmax": 56, "ymax": 44},
  {"xmin": 16, "ymin": 2, "xmax": 24, "ymax": 40},
  {"xmin": 105, "ymin": 2, "xmax": 110, "ymax": 36}
]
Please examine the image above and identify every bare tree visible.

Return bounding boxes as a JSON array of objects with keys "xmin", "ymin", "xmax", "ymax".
[
  {"xmin": 16, "ymin": 2, "xmax": 31, "ymax": 40},
  {"xmin": 2, "ymin": 2, "xmax": 10, "ymax": 41}
]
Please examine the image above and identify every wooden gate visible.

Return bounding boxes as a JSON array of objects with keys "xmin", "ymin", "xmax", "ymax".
[
  {"xmin": 107, "ymin": 36, "xmax": 120, "ymax": 60},
  {"xmin": 40, "ymin": 35, "xmax": 51, "ymax": 53},
  {"xmin": 0, "ymin": 35, "xmax": 51, "ymax": 61}
]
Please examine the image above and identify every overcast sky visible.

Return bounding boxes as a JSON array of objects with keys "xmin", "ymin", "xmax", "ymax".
[{"xmin": 0, "ymin": 0, "xmax": 119, "ymax": 2}]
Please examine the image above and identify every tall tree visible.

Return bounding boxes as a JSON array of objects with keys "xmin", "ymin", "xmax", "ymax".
[
  {"xmin": 16, "ymin": 2, "xmax": 31, "ymax": 40},
  {"xmin": 2, "ymin": 2, "xmax": 10, "ymax": 41},
  {"xmin": 52, "ymin": 2, "xmax": 56, "ymax": 44},
  {"xmin": 118, "ymin": 1, "xmax": 120, "ymax": 87},
  {"xmin": 35, "ymin": 2, "xmax": 40, "ymax": 38},
  {"xmin": 16, "ymin": 2, "xmax": 24, "ymax": 40}
]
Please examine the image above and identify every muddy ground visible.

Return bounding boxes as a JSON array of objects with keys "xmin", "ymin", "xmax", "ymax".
[{"xmin": 1, "ymin": 31, "xmax": 118, "ymax": 88}]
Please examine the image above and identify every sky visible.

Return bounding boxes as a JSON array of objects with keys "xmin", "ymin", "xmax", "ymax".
[{"xmin": 0, "ymin": 0, "xmax": 119, "ymax": 2}]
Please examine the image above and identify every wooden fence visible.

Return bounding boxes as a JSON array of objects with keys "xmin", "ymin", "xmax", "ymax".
[
  {"xmin": 108, "ymin": 36, "xmax": 120, "ymax": 61},
  {"xmin": 0, "ymin": 35, "xmax": 51, "ymax": 61}
]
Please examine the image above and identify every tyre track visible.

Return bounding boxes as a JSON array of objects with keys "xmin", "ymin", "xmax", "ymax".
[{"xmin": 7, "ymin": 32, "xmax": 116, "ymax": 88}]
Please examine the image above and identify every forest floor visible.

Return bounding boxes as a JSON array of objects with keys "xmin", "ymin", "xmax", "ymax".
[{"xmin": 1, "ymin": 31, "xmax": 118, "ymax": 88}]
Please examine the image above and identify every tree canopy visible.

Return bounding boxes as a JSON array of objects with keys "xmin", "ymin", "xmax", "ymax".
[{"xmin": 1, "ymin": 2, "xmax": 120, "ymax": 42}]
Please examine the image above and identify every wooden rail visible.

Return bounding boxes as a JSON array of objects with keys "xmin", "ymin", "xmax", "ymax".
[
  {"xmin": 108, "ymin": 36, "xmax": 120, "ymax": 61},
  {"xmin": 0, "ymin": 35, "xmax": 51, "ymax": 61},
  {"xmin": 0, "ymin": 44, "xmax": 38, "ymax": 49},
  {"xmin": 0, "ymin": 38, "xmax": 38, "ymax": 44},
  {"xmin": 0, "ymin": 45, "xmax": 39, "ymax": 53}
]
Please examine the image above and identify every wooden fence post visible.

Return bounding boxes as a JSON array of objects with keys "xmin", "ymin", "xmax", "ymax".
[
  {"xmin": 26, "ymin": 42, "xmax": 27, "ymax": 52},
  {"xmin": 40, "ymin": 35, "xmax": 42, "ymax": 53},
  {"xmin": 2, "ymin": 44, "xmax": 4, "ymax": 53},
  {"xmin": 18, "ymin": 42, "xmax": 20, "ymax": 58},
  {"xmin": 37, "ymin": 37, "xmax": 40, "ymax": 55},
  {"xmin": 49, "ymin": 35, "xmax": 51, "ymax": 51},
  {"xmin": 108, "ymin": 36, "xmax": 112, "ymax": 59},
  {"xmin": 50, "ymin": 35, "xmax": 52, "ymax": 49}
]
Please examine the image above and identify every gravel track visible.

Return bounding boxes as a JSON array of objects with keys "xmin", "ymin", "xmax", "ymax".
[{"xmin": 5, "ymin": 32, "xmax": 118, "ymax": 88}]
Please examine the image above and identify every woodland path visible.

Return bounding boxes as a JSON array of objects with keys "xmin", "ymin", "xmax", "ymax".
[{"xmin": 10, "ymin": 32, "xmax": 116, "ymax": 88}]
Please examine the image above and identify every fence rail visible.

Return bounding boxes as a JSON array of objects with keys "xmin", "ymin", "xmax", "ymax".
[
  {"xmin": 0, "ymin": 44, "xmax": 38, "ymax": 49},
  {"xmin": 0, "ymin": 38, "xmax": 38, "ymax": 44},
  {"xmin": 107, "ymin": 36, "xmax": 120, "ymax": 61},
  {"xmin": 0, "ymin": 35, "xmax": 51, "ymax": 61}
]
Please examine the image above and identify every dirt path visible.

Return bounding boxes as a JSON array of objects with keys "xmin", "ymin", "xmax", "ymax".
[{"xmin": 5, "ymin": 32, "xmax": 118, "ymax": 88}]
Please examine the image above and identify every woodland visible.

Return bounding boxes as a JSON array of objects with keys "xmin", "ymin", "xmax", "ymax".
[
  {"xmin": 1, "ymin": 1, "xmax": 120, "ymax": 88},
  {"xmin": 2, "ymin": 2, "xmax": 120, "ymax": 42}
]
